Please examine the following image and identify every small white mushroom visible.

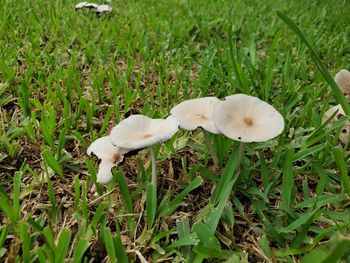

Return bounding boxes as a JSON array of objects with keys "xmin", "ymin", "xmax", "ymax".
[
  {"xmin": 322, "ymin": 105, "xmax": 350, "ymax": 144},
  {"xmin": 335, "ymin": 69, "xmax": 350, "ymax": 96},
  {"xmin": 170, "ymin": 97, "xmax": 220, "ymax": 134},
  {"xmin": 75, "ymin": 2, "xmax": 99, "ymax": 9},
  {"xmin": 87, "ymin": 136, "xmax": 128, "ymax": 183},
  {"xmin": 109, "ymin": 115, "xmax": 179, "ymax": 150},
  {"xmin": 213, "ymin": 94, "xmax": 284, "ymax": 142},
  {"xmin": 96, "ymin": 4, "xmax": 112, "ymax": 13}
]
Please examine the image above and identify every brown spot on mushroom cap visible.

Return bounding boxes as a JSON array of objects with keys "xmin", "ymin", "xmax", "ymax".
[
  {"xmin": 342, "ymin": 128, "xmax": 348, "ymax": 134},
  {"xmin": 243, "ymin": 117, "xmax": 253, "ymax": 126},
  {"xmin": 142, "ymin": 134, "xmax": 152, "ymax": 139}
]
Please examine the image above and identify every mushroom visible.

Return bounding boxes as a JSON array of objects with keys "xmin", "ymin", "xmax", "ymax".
[
  {"xmin": 213, "ymin": 94, "xmax": 285, "ymax": 143},
  {"xmin": 110, "ymin": 115, "xmax": 178, "ymax": 228},
  {"xmin": 212, "ymin": 94, "xmax": 284, "ymax": 174},
  {"xmin": 75, "ymin": 2, "xmax": 99, "ymax": 10},
  {"xmin": 322, "ymin": 104, "xmax": 350, "ymax": 144},
  {"xmin": 170, "ymin": 97, "xmax": 220, "ymax": 134},
  {"xmin": 335, "ymin": 69, "xmax": 350, "ymax": 100},
  {"xmin": 170, "ymin": 97, "xmax": 220, "ymax": 168},
  {"xmin": 87, "ymin": 136, "xmax": 128, "ymax": 183},
  {"xmin": 96, "ymin": 4, "xmax": 112, "ymax": 13},
  {"xmin": 109, "ymin": 114, "xmax": 179, "ymax": 185}
]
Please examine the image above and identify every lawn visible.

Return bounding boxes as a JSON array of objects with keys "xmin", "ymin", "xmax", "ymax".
[{"xmin": 1, "ymin": 0, "xmax": 350, "ymax": 262}]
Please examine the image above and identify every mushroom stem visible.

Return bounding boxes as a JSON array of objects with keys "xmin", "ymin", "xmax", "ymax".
[
  {"xmin": 150, "ymin": 146, "xmax": 157, "ymax": 186},
  {"xmin": 236, "ymin": 142, "xmax": 245, "ymax": 172},
  {"xmin": 203, "ymin": 130, "xmax": 219, "ymax": 169}
]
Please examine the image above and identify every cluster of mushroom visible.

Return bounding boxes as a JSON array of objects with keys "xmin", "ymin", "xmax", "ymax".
[
  {"xmin": 322, "ymin": 69, "xmax": 350, "ymax": 143},
  {"xmin": 75, "ymin": 2, "xmax": 112, "ymax": 14},
  {"xmin": 87, "ymin": 94, "xmax": 285, "ymax": 183}
]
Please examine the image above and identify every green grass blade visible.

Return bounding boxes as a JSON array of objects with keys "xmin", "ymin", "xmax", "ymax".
[
  {"xmin": 43, "ymin": 226, "xmax": 56, "ymax": 253},
  {"xmin": 211, "ymin": 148, "xmax": 240, "ymax": 205},
  {"xmin": 45, "ymin": 170, "xmax": 57, "ymax": 214},
  {"xmin": 98, "ymin": 105, "xmax": 114, "ymax": 136},
  {"xmin": 0, "ymin": 227, "xmax": 8, "ymax": 249},
  {"xmin": 72, "ymin": 239, "xmax": 90, "ymax": 263},
  {"xmin": 228, "ymin": 27, "xmax": 248, "ymax": 93},
  {"xmin": 292, "ymin": 143, "xmax": 326, "ymax": 162},
  {"xmin": 57, "ymin": 128, "xmax": 66, "ymax": 159},
  {"xmin": 206, "ymin": 178, "xmax": 235, "ymax": 233},
  {"xmin": 193, "ymin": 222, "xmax": 221, "ymax": 258},
  {"xmin": 19, "ymin": 221, "xmax": 31, "ymax": 263},
  {"xmin": 161, "ymin": 176, "xmax": 203, "ymax": 216},
  {"xmin": 0, "ymin": 192, "xmax": 15, "ymax": 224},
  {"xmin": 55, "ymin": 229, "xmax": 72, "ymax": 263},
  {"xmin": 81, "ymin": 181, "xmax": 88, "ymax": 221},
  {"xmin": 166, "ymin": 233, "xmax": 199, "ymax": 250},
  {"xmin": 101, "ymin": 227, "xmax": 116, "ymax": 263},
  {"xmin": 301, "ymin": 233, "xmax": 350, "ymax": 263},
  {"xmin": 114, "ymin": 170, "xmax": 133, "ymax": 213},
  {"xmin": 281, "ymin": 147, "xmax": 294, "ymax": 208},
  {"xmin": 74, "ymin": 176, "xmax": 80, "ymax": 209},
  {"xmin": 90, "ymin": 203, "xmax": 107, "ymax": 229},
  {"xmin": 42, "ymin": 149, "xmax": 63, "ymax": 176},
  {"xmin": 146, "ymin": 184, "xmax": 157, "ymax": 229},
  {"xmin": 278, "ymin": 209, "xmax": 320, "ymax": 233},
  {"xmin": 114, "ymin": 235, "xmax": 129, "ymax": 263},
  {"xmin": 332, "ymin": 147, "xmax": 350, "ymax": 195},
  {"xmin": 13, "ymin": 170, "xmax": 23, "ymax": 223}
]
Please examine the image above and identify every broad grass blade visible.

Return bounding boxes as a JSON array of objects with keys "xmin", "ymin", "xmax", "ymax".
[
  {"xmin": 114, "ymin": 170, "xmax": 133, "ymax": 213},
  {"xmin": 146, "ymin": 184, "xmax": 157, "ymax": 229},
  {"xmin": 42, "ymin": 149, "xmax": 63, "ymax": 176},
  {"xmin": 332, "ymin": 147, "xmax": 350, "ymax": 195},
  {"xmin": 55, "ymin": 229, "xmax": 72, "ymax": 263},
  {"xmin": 281, "ymin": 147, "xmax": 294, "ymax": 208}
]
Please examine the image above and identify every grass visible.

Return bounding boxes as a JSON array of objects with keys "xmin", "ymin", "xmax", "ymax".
[{"xmin": 1, "ymin": 0, "xmax": 350, "ymax": 262}]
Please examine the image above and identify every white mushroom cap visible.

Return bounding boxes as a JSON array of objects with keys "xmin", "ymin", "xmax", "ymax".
[
  {"xmin": 85, "ymin": 3, "xmax": 99, "ymax": 8},
  {"xmin": 335, "ymin": 69, "xmax": 350, "ymax": 95},
  {"xmin": 75, "ymin": 2, "xmax": 88, "ymax": 9},
  {"xmin": 87, "ymin": 136, "xmax": 127, "ymax": 183},
  {"xmin": 75, "ymin": 2, "xmax": 99, "ymax": 9},
  {"xmin": 170, "ymin": 97, "xmax": 220, "ymax": 134},
  {"xmin": 96, "ymin": 4, "xmax": 112, "ymax": 13},
  {"xmin": 322, "ymin": 104, "xmax": 349, "ymax": 144},
  {"xmin": 109, "ymin": 115, "xmax": 179, "ymax": 150},
  {"xmin": 213, "ymin": 94, "xmax": 284, "ymax": 142}
]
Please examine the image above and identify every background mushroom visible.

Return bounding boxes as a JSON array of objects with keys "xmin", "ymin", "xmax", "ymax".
[
  {"xmin": 87, "ymin": 136, "xmax": 128, "ymax": 183},
  {"xmin": 335, "ymin": 69, "xmax": 350, "ymax": 100},
  {"xmin": 170, "ymin": 97, "xmax": 220, "ymax": 168},
  {"xmin": 75, "ymin": 2, "xmax": 99, "ymax": 10},
  {"xmin": 322, "ymin": 104, "xmax": 350, "ymax": 144},
  {"xmin": 96, "ymin": 4, "xmax": 112, "ymax": 13},
  {"xmin": 213, "ymin": 94, "xmax": 285, "ymax": 143}
]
